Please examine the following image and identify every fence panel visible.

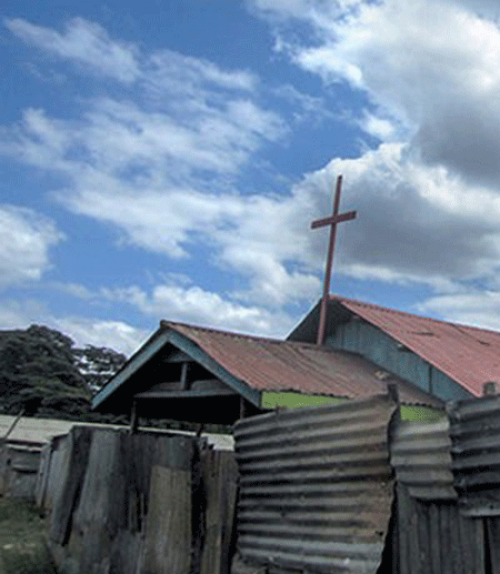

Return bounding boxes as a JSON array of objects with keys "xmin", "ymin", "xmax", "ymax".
[
  {"xmin": 395, "ymin": 485, "xmax": 484, "ymax": 574},
  {"xmin": 449, "ymin": 395, "xmax": 500, "ymax": 516},
  {"xmin": 391, "ymin": 419, "xmax": 456, "ymax": 501},
  {"xmin": 233, "ymin": 394, "xmax": 397, "ymax": 574}
]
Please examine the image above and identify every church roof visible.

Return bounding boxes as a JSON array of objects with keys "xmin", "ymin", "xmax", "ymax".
[
  {"xmin": 161, "ymin": 321, "xmax": 438, "ymax": 403},
  {"xmin": 294, "ymin": 296, "xmax": 500, "ymax": 398},
  {"xmin": 93, "ymin": 319, "xmax": 441, "ymax": 415}
]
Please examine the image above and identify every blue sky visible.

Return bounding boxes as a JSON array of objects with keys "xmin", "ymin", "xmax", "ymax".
[{"xmin": 3, "ymin": 0, "xmax": 500, "ymax": 354}]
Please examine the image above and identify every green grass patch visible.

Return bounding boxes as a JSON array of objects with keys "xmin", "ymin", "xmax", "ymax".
[{"xmin": 0, "ymin": 498, "xmax": 57, "ymax": 574}]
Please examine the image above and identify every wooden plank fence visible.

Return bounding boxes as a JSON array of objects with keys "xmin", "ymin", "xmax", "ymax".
[
  {"xmin": 38, "ymin": 426, "xmax": 237, "ymax": 574},
  {"xmin": 35, "ymin": 393, "xmax": 500, "ymax": 574}
]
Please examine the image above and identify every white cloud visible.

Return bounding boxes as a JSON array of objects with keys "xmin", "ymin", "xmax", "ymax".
[
  {"xmin": 1, "ymin": 61, "xmax": 284, "ymax": 179},
  {"xmin": 306, "ymin": 144, "xmax": 500, "ymax": 285},
  {"xmin": 2, "ymin": 19, "xmax": 314, "ymax": 309},
  {"xmin": 55, "ymin": 317, "xmax": 147, "ymax": 356},
  {"xmin": 241, "ymin": 0, "xmax": 500, "ymax": 309},
  {"xmin": 418, "ymin": 291, "xmax": 500, "ymax": 332},
  {"xmin": 145, "ymin": 49, "xmax": 257, "ymax": 94},
  {"xmin": 6, "ymin": 17, "xmax": 140, "ymax": 83},
  {"xmin": 100, "ymin": 283, "xmax": 296, "ymax": 336},
  {"xmin": 271, "ymin": 84, "xmax": 336, "ymax": 124},
  {"xmin": 0, "ymin": 299, "xmax": 48, "ymax": 330},
  {"xmin": 0, "ymin": 205, "xmax": 62, "ymax": 288},
  {"xmin": 273, "ymin": 0, "xmax": 500, "ymax": 185},
  {"xmin": 9, "ymin": 10, "xmax": 500, "ymax": 336},
  {"xmin": 247, "ymin": 0, "xmax": 319, "ymax": 19},
  {"xmin": 246, "ymin": 0, "xmax": 351, "ymax": 22},
  {"xmin": 0, "ymin": 297, "xmax": 142, "ymax": 355},
  {"xmin": 359, "ymin": 111, "xmax": 398, "ymax": 141},
  {"xmin": 451, "ymin": 0, "xmax": 500, "ymax": 19}
]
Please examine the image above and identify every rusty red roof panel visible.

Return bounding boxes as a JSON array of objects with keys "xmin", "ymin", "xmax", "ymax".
[
  {"xmin": 333, "ymin": 296, "xmax": 500, "ymax": 397},
  {"xmin": 163, "ymin": 321, "xmax": 441, "ymax": 406}
]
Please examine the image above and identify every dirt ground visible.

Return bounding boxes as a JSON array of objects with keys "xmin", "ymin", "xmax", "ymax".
[{"xmin": 0, "ymin": 497, "xmax": 57, "ymax": 574}]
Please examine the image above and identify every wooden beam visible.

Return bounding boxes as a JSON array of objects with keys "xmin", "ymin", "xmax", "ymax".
[
  {"xmin": 134, "ymin": 389, "xmax": 237, "ymax": 400},
  {"xmin": 191, "ymin": 379, "xmax": 229, "ymax": 392},
  {"xmin": 130, "ymin": 400, "xmax": 139, "ymax": 434},
  {"xmin": 142, "ymin": 379, "xmax": 231, "ymax": 394},
  {"xmin": 162, "ymin": 350, "xmax": 192, "ymax": 363}
]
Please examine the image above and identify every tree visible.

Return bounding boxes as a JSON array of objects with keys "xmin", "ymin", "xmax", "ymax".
[{"xmin": 0, "ymin": 325, "xmax": 126, "ymax": 421}]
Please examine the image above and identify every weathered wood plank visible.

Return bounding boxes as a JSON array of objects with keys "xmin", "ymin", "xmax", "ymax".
[
  {"xmin": 201, "ymin": 449, "xmax": 238, "ymax": 574},
  {"xmin": 396, "ymin": 486, "xmax": 410, "ymax": 574},
  {"xmin": 429, "ymin": 504, "xmax": 440, "ymax": 574},
  {"xmin": 141, "ymin": 465, "xmax": 191, "ymax": 574},
  {"xmin": 487, "ymin": 517, "xmax": 500, "ymax": 574},
  {"xmin": 49, "ymin": 427, "xmax": 92, "ymax": 545}
]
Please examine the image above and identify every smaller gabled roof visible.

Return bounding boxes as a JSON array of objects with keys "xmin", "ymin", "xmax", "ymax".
[
  {"xmin": 331, "ymin": 296, "xmax": 500, "ymax": 397},
  {"xmin": 93, "ymin": 320, "xmax": 441, "ymax": 414}
]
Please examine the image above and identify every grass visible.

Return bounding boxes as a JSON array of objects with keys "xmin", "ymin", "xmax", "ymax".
[{"xmin": 0, "ymin": 497, "xmax": 57, "ymax": 574}]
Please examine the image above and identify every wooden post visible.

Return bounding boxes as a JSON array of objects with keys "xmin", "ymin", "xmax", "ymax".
[
  {"xmin": 4, "ymin": 407, "xmax": 25, "ymax": 440},
  {"xmin": 130, "ymin": 400, "xmax": 139, "ymax": 434},
  {"xmin": 180, "ymin": 362, "xmax": 189, "ymax": 390}
]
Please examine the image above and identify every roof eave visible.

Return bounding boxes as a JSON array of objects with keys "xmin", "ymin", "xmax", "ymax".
[{"xmin": 92, "ymin": 326, "xmax": 262, "ymax": 412}]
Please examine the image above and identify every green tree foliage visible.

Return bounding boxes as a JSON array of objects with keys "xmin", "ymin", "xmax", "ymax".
[{"xmin": 0, "ymin": 325, "xmax": 126, "ymax": 421}]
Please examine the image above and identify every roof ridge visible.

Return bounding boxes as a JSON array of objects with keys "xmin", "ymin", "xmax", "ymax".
[
  {"xmin": 161, "ymin": 319, "xmax": 354, "ymax": 353},
  {"xmin": 160, "ymin": 319, "xmax": 278, "ymax": 342},
  {"xmin": 330, "ymin": 294, "xmax": 500, "ymax": 337}
]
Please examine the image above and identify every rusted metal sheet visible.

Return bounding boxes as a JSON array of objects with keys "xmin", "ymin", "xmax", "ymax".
[
  {"xmin": 448, "ymin": 395, "xmax": 500, "ymax": 516},
  {"xmin": 332, "ymin": 296, "xmax": 500, "ymax": 398},
  {"xmin": 391, "ymin": 419, "xmax": 457, "ymax": 500},
  {"xmin": 233, "ymin": 394, "xmax": 397, "ymax": 574},
  {"xmin": 395, "ymin": 484, "xmax": 484, "ymax": 574},
  {"xmin": 163, "ymin": 322, "xmax": 440, "ymax": 405}
]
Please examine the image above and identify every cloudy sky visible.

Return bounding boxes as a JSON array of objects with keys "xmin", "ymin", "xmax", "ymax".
[{"xmin": 2, "ymin": 0, "xmax": 500, "ymax": 355}]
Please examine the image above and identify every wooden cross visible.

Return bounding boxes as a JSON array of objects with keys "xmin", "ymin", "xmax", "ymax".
[{"xmin": 311, "ymin": 175, "xmax": 357, "ymax": 345}]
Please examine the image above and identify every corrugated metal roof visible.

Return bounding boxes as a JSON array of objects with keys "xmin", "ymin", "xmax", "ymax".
[
  {"xmin": 448, "ymin": 395, "xmax": 500, "ymax": 516},
  {"xmin": 390, "ymin": 419, "xmax": 456, "ymax": 501},
  {"xmin": 163, "ymin": 321, "xmax": 441, "ymax": 406},
  {"xmin": 333, "ymin": 296, "xmax": 500, "ymax": 397},
  {"xmin": 233, "ymin": 394, "xmax": 397, "ymax": 574}
]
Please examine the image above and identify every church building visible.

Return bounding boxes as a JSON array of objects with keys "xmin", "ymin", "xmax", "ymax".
[
  {"xmin": 91, "ymin": 294, "xmax": 499, "ymax": 425},
  {"xmin": 93, "ymin": 176, "xmax": 500, "ymax": 425}
]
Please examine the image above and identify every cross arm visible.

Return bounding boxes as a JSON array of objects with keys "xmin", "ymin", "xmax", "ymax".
[{"xmin": 311, "ymin": 210, "xmax": 357, "ymax": 229}]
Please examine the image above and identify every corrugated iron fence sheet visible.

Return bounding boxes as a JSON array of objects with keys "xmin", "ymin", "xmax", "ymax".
[
  {"xmin": 233, "ymin": 394, "xmax": 397, "ymax": 574},
  {"xmin": 448, "ymin": 395, "xmax": 500, "ymax": 516},
  {"xmin": 390, "ymin": 418, "xmax": 487, "ymax": 574},
  {"xmin": 391, "ymin": 419, "xmax": 456, "ymax": 501},
  {"xmin": 390, "ymin": 419, "xmax": 485, "ymax": 574}
]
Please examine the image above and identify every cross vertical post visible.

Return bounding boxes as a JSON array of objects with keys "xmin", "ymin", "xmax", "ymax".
[{"xmin": 311, "ymin": 175, "xmax": 357, "ymax": 345}]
